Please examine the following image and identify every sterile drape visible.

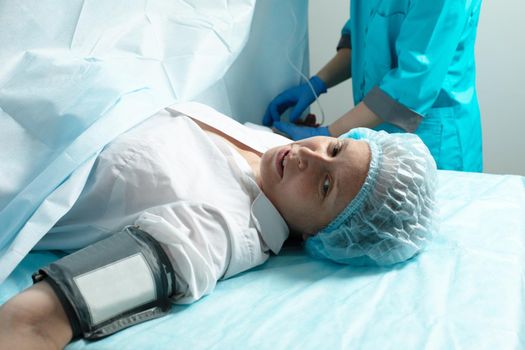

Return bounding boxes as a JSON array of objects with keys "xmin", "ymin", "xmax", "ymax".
[{"xmin": 0, "ymin": 0, "xmax": 259, "ymax": 282}]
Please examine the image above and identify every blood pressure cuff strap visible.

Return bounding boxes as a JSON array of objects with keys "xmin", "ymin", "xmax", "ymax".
[{"xmin": 32, "ymin": 226, "xmax": 176, "ymax": 340}]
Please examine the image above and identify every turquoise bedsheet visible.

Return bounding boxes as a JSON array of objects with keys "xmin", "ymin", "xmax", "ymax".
[{"xmin": 1, "ymin": 170, "xmax": 524, "ymax": 349}]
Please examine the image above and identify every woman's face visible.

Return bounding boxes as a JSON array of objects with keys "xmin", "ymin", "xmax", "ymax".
[{"xmin": 260, "ymin": 136, "xmax": 371, "ymax": 237}]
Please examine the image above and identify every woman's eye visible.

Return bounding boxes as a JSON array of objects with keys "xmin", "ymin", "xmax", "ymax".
[
  {"xmin": 322, "ymin": 177, "xmax": 331, "ymax": 196},
  {"xmin": 331, "ymin": 144, "xmax": 340, "ymax": 157}
]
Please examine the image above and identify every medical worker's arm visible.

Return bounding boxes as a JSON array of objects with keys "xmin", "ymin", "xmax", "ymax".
[
  {"xmin": 273, "ymin": 100, "xmax": 382, "ymax": 140},
  {"xmin": 271, "ymin": 15, "xmax": 382, "ymax": 140},
  {"xmin": 328, "ymin": 102, "xmax": 383, "ymax": 136}
]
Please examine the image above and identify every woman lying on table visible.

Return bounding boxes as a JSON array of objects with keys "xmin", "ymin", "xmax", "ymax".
[{"xmin": 0, "ymin": 103, "xmax": 437, "ymax": 350}]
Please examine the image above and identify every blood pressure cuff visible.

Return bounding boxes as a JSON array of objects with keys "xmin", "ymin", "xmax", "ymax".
[{"xmin": 32, "ymin": 226, "xmax": 176, "ymax": 340}]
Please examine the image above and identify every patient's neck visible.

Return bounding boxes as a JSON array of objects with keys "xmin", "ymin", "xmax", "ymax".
[{"xmin": 191, "ymin": 118, "xmax": 262, "ymax": 186}]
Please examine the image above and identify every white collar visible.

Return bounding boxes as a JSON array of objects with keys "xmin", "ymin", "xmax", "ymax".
[{"xmin": 251, "ymin": 192, "xmax": 289, "ymax": 254}]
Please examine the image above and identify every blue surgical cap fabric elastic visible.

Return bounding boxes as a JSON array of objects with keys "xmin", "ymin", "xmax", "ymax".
[{"xmin": 305, "ymin": 128, "xmax": 438, "ymax": 266}]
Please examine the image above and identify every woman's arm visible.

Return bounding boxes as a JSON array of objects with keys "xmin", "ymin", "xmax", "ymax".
[{"xmin": 0, "ymin": 281, "xmax": 72, "ymax": 350}]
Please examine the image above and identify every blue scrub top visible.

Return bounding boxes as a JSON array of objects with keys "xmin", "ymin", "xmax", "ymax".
[{"xmin": 341, "ymin": 0, "xmax": 483, "ymax": 171}]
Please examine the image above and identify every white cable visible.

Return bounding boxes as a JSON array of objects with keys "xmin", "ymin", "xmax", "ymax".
[{"xmin": 285, "ymin": 1, "xmax": 326, "ymax": 125}]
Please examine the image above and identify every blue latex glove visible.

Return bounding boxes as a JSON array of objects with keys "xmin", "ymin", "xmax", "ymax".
[
  {"xmin": 262, "ymin": 76, "xmax": 327, "ymax": 126},
  {"xmin": 273, "ymin": 121, "xmax": 330, "ymax": 140}
]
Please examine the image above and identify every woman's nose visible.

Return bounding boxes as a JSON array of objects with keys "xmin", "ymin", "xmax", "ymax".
[{"xmin": 296, "ymin": 147, "xmax": 326, "ymax": 170}]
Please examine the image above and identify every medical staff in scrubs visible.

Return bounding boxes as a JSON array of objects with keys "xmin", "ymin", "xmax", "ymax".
[{"xmin": 263, "ymin": 0, "xmax": 483, "ymax": 171}]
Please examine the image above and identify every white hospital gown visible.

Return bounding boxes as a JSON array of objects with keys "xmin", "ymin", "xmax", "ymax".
[{"xmin": 37, "ymin": 103, "xmax": 291, "ymax": 303}]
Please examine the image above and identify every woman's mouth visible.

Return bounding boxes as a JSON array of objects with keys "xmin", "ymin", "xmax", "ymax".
[{"xmin": 276, "ymin": 148, "xmax": 290, "ymax": 178}]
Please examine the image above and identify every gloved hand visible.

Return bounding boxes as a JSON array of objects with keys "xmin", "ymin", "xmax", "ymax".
[
  {"xmin": 262, "ymin": 76, "xmax": 327, "ymax": 126},
  {"xmin": 273, "ymin": 121, "xmax": 331, "ymax": 140}
]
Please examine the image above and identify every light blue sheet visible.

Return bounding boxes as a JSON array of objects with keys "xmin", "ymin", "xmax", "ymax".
[
  {"xmin": 0, "ymin": 0, "xmax": 259, "ymax": 281},
  {"xmin": 1, "ymin": 171, "xmax": 524, "ymax": 349}
]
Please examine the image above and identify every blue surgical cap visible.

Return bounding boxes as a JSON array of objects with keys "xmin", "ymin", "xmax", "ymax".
[{"xmin": 305, "ymin": 128, "xmax": 438, "ymax": 266}]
